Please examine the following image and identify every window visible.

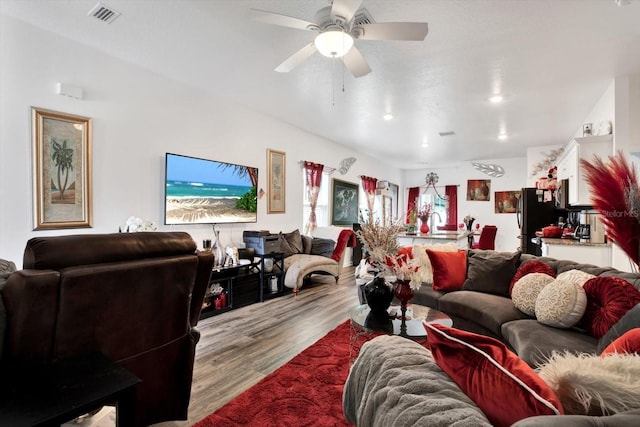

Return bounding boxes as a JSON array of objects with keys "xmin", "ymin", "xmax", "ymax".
[
  {"xmin": 418, "ymin": 193, "xmax": 447, "ymax": 228},
  {"xmin": 302, "ymin": 175, "xmax": 329, "ymax": 229}
]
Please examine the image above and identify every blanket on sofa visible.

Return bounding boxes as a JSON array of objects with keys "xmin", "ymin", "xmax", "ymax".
[{"xmin": 343, "ymin": 335, "xmax": 491, "ymax": 426}]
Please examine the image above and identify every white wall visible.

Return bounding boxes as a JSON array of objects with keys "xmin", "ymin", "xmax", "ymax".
[
  {"xmin": 611, "ymin": 74, "xmax": 640, "ymax": 270},
  {"xmin": 564, "ymin": 75, "xmax": 640, "ymax": 271},
  {"xmin": 403, "ymin": 157, "xmax": 527, "ymax": 252},
  {"xmin": 0, "ymin": 16, "xmax": 402, "ymax": 267},
  {"xmin": 572, "ymin": 81, "xmax": 615, "ymax": 140}
]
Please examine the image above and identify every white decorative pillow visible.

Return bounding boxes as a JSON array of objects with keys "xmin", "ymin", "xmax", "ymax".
[
  {"xmin": 535, "ymin": 278, "xmax": 587, "ymax": 328},
  {"xmin": 412, "ymin": 242, "xmax": 458, "ymax": 284},
  {"xmin": 538, "ymin": 351, "xmax": 640, "ymax": 415},
  {"xmin": 511, "ymin": 273, "xmax": 555, "ymax": 316},
  {"xmin": 556, "ymin": 269, "xmax": 595, "ymax": 287}
]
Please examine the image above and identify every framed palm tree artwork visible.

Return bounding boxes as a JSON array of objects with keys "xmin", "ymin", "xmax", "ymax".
[{"xmin": 32, "ymin": 107, "xmax": 92, "ymax": 229}]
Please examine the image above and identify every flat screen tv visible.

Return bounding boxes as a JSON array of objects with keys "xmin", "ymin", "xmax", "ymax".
[{"xmin": 164, "ymin": 153, "xmax": 258, "ymax": 225}]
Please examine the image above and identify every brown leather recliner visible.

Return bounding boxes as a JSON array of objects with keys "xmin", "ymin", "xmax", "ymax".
[{"xmin": 1, "ymin": 232, "xmax": 213, "ymax": 426}]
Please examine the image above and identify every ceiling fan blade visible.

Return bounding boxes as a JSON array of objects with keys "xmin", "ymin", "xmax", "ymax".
[
  {"xmin": 355, "ymin": 22, "xmax": 429, "ymax": 41},
  {"xmin": 342, "ymin": 46, "xmax": 371, "ymax": 78},
  {"xmin": 248, "ymin": 9, "xmax": 317, "ymax": 31},
  {"xmin": 330, "ymin": 0, "xmax": 363, "ymax": 24},
  {"xmin": 275, "ymin": 43, "xmax": 317, "ymax": 73}
]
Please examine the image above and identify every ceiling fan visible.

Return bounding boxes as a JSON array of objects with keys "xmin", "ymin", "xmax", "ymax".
[{"xmin": 249, "ymin": 0, "xmax": 429, "ymax": 78}]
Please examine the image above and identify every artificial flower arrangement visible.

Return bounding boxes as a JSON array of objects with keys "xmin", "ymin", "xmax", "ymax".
[
  {"xmin": 120, "ymin": 216, "xmax": 158, "ymax": 232},
  {"xmin": 356, "ymin": 210, "xmax": 422, "ymax": 290},
  {"xmin": 581, "ymin": 152, "xmax": 640, "ymax": 267}
]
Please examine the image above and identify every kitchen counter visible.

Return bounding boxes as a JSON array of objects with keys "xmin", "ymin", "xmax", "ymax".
[
  {"xmin": 539, "ymin": 238, "xmax": 611, "ymax": 265},
  {"xmin": 540, "ymin": 238, "xmax": 610, "ymax": 248},
  {"xmin": 398, "ymin": 231, "xmax": 469, "ymax": 248}
]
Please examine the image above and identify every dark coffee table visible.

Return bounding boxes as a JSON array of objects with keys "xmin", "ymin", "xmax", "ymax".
[
  {"xmin": 0, "ymin": 353, "xmax": 140, "ymax": 427},
  {"xmin": 349, "ymin": 303, "xmax": 452, "ymax": 362}
]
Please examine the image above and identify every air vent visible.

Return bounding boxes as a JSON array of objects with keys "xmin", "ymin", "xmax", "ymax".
[
  {"xmin": 88, "ymin": 3, "xmax": 121, "ymax": 24},
  {"xmin": 438, "ymin": 131, "xmax": 456, "ymax": 137},
  {"xmin": 353, "ymin": 8, "xmax": 375, "ymax": 26}
]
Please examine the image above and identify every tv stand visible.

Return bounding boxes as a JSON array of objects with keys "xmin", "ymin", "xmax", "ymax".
[{"xmin": 199, "ymin": 252, "xmax": 287, "ymax": 319}]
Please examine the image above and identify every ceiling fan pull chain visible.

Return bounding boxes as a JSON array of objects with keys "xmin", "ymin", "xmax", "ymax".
[
  {"xmin": 332, "ymin": 57, "xmax": 336, "ymax": 106},
  {"xmin": 342, "ymin": 57, "xmax": 346, "ymax": 93}
]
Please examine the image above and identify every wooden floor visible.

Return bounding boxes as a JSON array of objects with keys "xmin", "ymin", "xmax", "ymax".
[{"xmin": 153, "ymin": 267, "xmax": 360, "ymax": 427}]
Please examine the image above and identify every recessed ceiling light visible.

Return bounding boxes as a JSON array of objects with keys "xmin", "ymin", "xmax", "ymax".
[
  {"xmin": 489, "ymin": 95, "xmax": 504, "ymax": 103},
  {"xmin": 498, "ymin": 133, "xmax": 508, "ymax": 141},
  {"xmin": 383, "ymin": 113, "xmax": 393, "ymax": 121},
  {"xmin": 422, "ymin": 137, "xmax": 428, "ymax": 148}
]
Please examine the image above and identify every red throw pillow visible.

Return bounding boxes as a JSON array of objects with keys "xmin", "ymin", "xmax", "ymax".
[
  {"xmin": 425, "ymin": 322, "xmax": 563, "ymax": 426},
  {"xmin": 509, "ymin": 261, "xmax": 556, "ymax": 295},
  {"xmin": 601, "ymin": 328, "xmax": 640, "ymax": 356},
  {"xmin": 426, "ymin": 249, "xmax": 467, "ymax": 291},
  {"xmin": 582, "ymin": 276, "xmax": 640, "ymax": 339},
  {"xmin": 396, "ymin": 246, "xmax": 413, "ymax": 259}
]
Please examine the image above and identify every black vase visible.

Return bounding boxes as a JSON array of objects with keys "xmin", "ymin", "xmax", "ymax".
[{"xmin": 363, "ymin": 276, "xmax": 394, "ymax": 315}]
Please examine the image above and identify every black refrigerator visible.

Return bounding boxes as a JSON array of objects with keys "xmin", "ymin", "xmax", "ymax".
[{"xmin": 516, "ymin": 188, "xmax": 562, "ymax": 255}]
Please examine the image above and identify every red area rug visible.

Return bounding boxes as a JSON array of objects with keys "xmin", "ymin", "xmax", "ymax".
[{"xmin": 193, "ymin": 320, "xmax": 351, "ymax": 427}]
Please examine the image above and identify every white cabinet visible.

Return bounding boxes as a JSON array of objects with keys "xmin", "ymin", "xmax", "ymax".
[{"xmin": 555, "ymin": 135, "xmax": 612, "ymax": 206}]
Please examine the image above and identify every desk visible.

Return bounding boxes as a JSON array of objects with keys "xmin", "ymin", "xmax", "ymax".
[{"xmin": 0, "ymin": 353, "xmax": 140, "ymax": 427}]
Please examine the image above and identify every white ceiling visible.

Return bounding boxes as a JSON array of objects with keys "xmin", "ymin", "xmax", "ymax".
[{"xmin": 3, "ymin": 0, "xmax": 640, "ymax": 169}]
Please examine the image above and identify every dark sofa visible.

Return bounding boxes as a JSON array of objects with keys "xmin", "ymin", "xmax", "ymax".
[
  {"xmin": 345, "ymin": 249, "xmax": 640, "ymax": 426},
  {"xmin": 1, "ymin": 232, "xmax": 213, "ymax": 426},
  {"xmin": 413, "ymin": 251, "xmax": 640, "ymax": 366}
]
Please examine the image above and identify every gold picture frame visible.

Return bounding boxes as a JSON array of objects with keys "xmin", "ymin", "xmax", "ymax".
[
  {"xmin": 267, "ymin": 149, "xmax": 285, "ymax": 213},
  {"xmin": 32, "ymin": 107, "xmax": 92, "ymax": 229}
]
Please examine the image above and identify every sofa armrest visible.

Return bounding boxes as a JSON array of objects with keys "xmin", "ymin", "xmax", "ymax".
[
  {"xmin": 189, "ymin": 250, "xmax": 214, "ymax": 328},
  {"xmin": 2, "ymin": 270, "xmax": 60, "ymax": 362},
  {"xmin": 331, "ymin": 229, "xmax": 357, "ymax": 262}
]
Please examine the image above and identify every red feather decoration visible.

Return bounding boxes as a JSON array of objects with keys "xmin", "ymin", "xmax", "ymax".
[{"xmin": 580, "ymin": 152, "xmax": 640, "ymax": 266}]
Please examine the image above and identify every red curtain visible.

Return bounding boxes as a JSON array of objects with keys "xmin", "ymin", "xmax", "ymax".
[
  {"xmin": 360, "ymin": 175, "xmax": 378, "ymax": 213},
  {"xmin": 304, "ymin": 161, "xmax": 324, "ymax": 234},
  {"xmin": 439, "ymin": 185, "xmax": 458, "ymax": 230},
  {"xmin": 406, "ymin": 187, "xmax": 420, "ymax": 224}
]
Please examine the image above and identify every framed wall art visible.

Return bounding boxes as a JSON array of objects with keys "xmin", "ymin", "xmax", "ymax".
[
  {"xmin": 32, "ymin": 107, "xmax": 92, "ymax": 229},
  {"xmin": 467, "ymin": 179, "xmax": 491, "ymax": 201},
  {"xmin": 267, "ymin": 149, "xmax": 286, "ymax": 213},
  {"xmin": 494, "ymin": 191, "xmax": 520, "ymax": 213},
  {"xmin": 331, "ymin": 179, "xmax": 359, "ymax": 226}
]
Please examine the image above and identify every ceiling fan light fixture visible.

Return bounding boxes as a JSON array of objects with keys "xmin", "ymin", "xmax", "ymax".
[{"xmin": 315, "ymin": 30, "xmax": 354, "ymax": 58}]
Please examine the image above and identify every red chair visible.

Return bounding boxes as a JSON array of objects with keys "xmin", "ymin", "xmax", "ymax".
[{"xmin": 472, "ymin": 225, "xmax": 497, "ymax": 250}]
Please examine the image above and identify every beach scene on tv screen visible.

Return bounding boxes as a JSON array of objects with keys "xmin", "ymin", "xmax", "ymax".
[{"xmin": 165, "ymin": 154, "xmax": 258, "ymax": 224}]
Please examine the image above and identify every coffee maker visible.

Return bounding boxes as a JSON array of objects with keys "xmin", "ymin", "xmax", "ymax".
[
  {"xmin": 576, "ymin": 210, "xmax": 606, "ymax": 243},
  {"xmin": 575, "ymin": 223, "xmax": 591, "ymax": 242}
]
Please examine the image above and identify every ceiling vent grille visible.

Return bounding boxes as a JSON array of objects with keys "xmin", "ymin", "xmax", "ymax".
[
  {"xmin": 438, "ymin": 131, "xmax": 456, "ymax": 137},
  {"xmin": 353, "ymin": 9, "xmax": 374, "ymax": 26},
  {"xmin": 88, "ymin": 3, "xmax": 121, "ymax": 24}
]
